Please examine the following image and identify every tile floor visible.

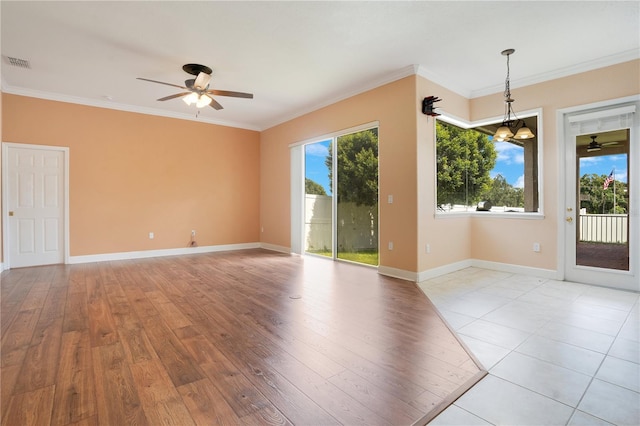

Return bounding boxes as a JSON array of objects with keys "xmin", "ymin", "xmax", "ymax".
[{"xmin": 418, "ymin": 267, "xmax": 639, "ymax": 426}]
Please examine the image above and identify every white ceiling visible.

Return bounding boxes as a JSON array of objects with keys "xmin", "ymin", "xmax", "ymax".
[{"xmin": 1, "ymin": 1, "xmax": 638, "ymax": 131}]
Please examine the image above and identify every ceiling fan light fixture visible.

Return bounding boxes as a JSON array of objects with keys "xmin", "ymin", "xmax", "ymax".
[
  {"xmin": 196, "ymin": 94, "xmax": 213, "ymax": 108},
  {"xmin": 183, "ymin": 92, "xmax": 199, "ymax": 106}
]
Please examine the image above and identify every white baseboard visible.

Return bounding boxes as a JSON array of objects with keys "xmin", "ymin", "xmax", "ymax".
[
  {"xmin": 13, "ymin": 244, "xmax": 558, "ymax": 284},
  {"xmin": 417, "ymin": 258, "xmax": 557, "ymax": 283},
  {"xmin": 366, "ymin": 258, "xmax": 557, "ymax": 284},
  {"xmin": 378, "ymin": 265, "xmax": 419, "ymax": 282},
  {"xmin": 470, "ymin": 259, "xmax": 557, "ymax": 280},
  {"xmin": 417, "ymin": 259, "xmax": 474, "ymax": 282},
  {"xmin": 68, "ymin": 242, "xmax": 261, "ymax": 264},
  {"xmin": 260, "ymin": 243, "xmax": 291, "ymax": 254}
]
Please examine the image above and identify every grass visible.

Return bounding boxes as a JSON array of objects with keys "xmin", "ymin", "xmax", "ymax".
[{"xmin": 307, "ymin": 250, "xmax": 379, "ymax": 266}]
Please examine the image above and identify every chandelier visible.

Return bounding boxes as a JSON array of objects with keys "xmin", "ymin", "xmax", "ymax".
[{"xmin": 493, "ymin": 49, "xmax": 535, "ymax": 142}]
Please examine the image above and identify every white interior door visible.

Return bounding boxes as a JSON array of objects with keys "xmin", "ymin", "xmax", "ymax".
[
  {"xmin": 3, "ymin": 143, "xmax": 68, "ymax": 268},
  {"xmin": 562, "ymin": 100, "xmax": 639, "ymax": 291}
]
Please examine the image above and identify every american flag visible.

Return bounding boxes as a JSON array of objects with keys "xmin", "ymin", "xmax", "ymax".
[{"xmin": 603, "ymin": 170, "xmax": 614, "ymax": 190}]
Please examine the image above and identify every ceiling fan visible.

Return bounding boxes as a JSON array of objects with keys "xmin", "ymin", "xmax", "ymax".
[
  {"xmin": 586, "ymin": 135, "xmax": 622, "ymax": 152},
  {"xmin": 137, "ymin": 63, "xmax": 253, "ymax": 110}
]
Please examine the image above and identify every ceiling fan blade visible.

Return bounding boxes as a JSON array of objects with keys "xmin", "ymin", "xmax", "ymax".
[
  {"xmin": 207, "ymin": 89, "xmax": 253, "ymax": 99},
  {"xmin": 157, "ymin": 92, "xmax": 192, "ymax": 101},
  {"xmin": 209, "ymin": 98, "xmax": 224, "ymax": 110},
  {"xmin": 137, "ymin": 77, "xmax": 187, "ymax": 90}
]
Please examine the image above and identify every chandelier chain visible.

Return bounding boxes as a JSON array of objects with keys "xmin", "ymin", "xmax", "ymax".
[
  {"xmin": 504, "ymin": 53, "xmax": 511, "ymax": 100},
  {"xmin": 503, "ymin": 52, "xmax": 515, "ymax": 124}
]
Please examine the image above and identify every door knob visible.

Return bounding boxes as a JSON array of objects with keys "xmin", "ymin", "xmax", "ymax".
[
  {"xmin": 567, "ymin": 207, "xmax": 573, "ymax": 212},
  {"xmin": 566, "ymin": 217, "xmax": 573, "ymax": 223},
  {"xmin": 8, "ymin": 211, "xmax": 14, "ymax": 216}
]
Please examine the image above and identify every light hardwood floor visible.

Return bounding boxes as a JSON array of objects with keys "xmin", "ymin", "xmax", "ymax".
[{"xmin": 1, "ymin": 249, "xmax": 485, "ymax": 425}]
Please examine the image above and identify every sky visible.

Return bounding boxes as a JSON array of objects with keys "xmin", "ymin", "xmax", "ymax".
[
  {"xmin": 490, "ymin": 141, "xmax": 526, "ymax": 188},
  {"xmin": 305, "ymin": 140, "xmax": 332, "ymax": 194},
  {"xmin": 580, "ymin": 154, "xmax": 628, "ymax": 184},
  {"xmin": 305, "ymin": 139, "xmax": 628, "ymax": 196}
]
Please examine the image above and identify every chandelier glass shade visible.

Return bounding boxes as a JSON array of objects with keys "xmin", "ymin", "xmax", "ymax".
[{"xmin": 493, "ymin": 49, "xmax": 535, "ymax": 142}]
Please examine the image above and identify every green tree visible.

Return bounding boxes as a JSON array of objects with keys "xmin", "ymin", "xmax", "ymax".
[
  {"xmin": 305, "ymin": 178, "xmax": 327, "ymax": 195},
  {"xmin": 481, "ymin": 174, "xmax": 524, "ymax": 207},
  {"xmin": 437, "ymin": 121, "xmax": 497, "ymax": 206},
  {"xmin": 580, "ymin": 173, "xmax": 628, "ymax": 214},
  {"xmin": 326, "ymin": 129, "xmax": 378, "ymax": 206}
]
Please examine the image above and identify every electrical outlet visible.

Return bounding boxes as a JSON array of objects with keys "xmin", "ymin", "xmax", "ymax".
[
  {"xmin": 388, "ymin": 241, "xmax": 394, "ymax": 250},
  {"xmin": 388, "ymin": 195, "xmax": 393, "ymax": 204},
  {"xmin": 426, "ymin": 243, "xmax": 431, "ymax": 253},
  {"xmin": 533, "ymin": 242, "xmax": 540, "ymax": 252},
  {"xmin": 149, "ymin": 232, "xmax": 154, "ymax": 239},
  {"xmin": 191, "ymin": 230, "xmax": 196, "ymax": 237}
]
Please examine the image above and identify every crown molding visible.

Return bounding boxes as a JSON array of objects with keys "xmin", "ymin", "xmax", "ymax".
[
  {"xmin": 414, "ymin": 65, "xmax": 473, "ymax": 99},
  {"xmin": 470, "ymin": 48, "xmax": 640, "ymax": 98},
  {"xmin": 0, "ymin": 84, "xmax": 261, "ymax": 131},
  {"xmin": 263, "ymin": 65, "xmax": 418, "ymax": 130},
  {"xmin": 4, "ymin": 48, "xmax": 638, "ymax": 131}
]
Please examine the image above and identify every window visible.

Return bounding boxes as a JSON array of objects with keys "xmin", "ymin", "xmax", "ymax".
[{"xmin": 436, "ymin": 115, "xmax": 540, "ymax": 214}]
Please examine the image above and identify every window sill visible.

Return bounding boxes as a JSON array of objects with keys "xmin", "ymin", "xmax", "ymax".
[{"xmin": 435, "ymin": 211, "xmax": 545, "ymax": 220}]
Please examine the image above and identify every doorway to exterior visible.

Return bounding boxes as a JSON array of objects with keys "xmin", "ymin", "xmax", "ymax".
[
  {"xmin": 2, "ymin": 143, "xmax": 69, "ymax": 269},
  {"xmin": 575, "ymin": 129, "xmax": 629, "ymax": 271},
  {"xmin": 302, "ymin": 126, "xmax": 379, "ymax": 266},
  {"xmin": 561, "ymin": 98, "xmax": 638, "ymax": 291}
]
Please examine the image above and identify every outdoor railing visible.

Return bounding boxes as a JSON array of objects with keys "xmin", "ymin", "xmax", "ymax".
[{"xmin": 579, "ymin": 214, "xmax": 628, "ymax": 244}]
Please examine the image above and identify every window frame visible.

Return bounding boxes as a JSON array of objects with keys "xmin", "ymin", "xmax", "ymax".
[{"xmin": 434, "ymin": 109, "xmax": 544, "ymax": 219}]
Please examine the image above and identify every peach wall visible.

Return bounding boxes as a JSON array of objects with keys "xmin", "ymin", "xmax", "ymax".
[
  {"xmin": 0, "ymin": 90, "xmax": 3, "ymax": 264},
  {"xmin": 260, "ymin": 60, "xmax": 640, "ymax": 276},
  {"xmin": 416, "ymin": 76, "xmax": 472, "ymax": 271},
  {"xmin": 2, "ymin": 94, "xmax": 260, "ymax": 257},
  {"xmin": 260, "ymin": 76, "xmax": 419, "ymax": 271},
  {"xmin": 3, "ymin": 60, "xmax": 637, "ymax": 274},
  {"xmin": 468, "ymin": 60, "xmax": 640, "ymax": 270}
]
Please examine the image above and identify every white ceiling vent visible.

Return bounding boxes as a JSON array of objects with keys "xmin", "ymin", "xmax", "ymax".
[{"xmin": 3, "ymin": 56, "xmax": 31, "ymax": 69}]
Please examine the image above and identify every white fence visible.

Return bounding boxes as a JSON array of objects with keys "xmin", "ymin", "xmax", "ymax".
[
  {"xmin": 305, "ymin": 194, "xmax": 378, "ymax": 252},
  {"xmin": 579, "ymin": 214, "xmax": 628, "ymax": 244}
]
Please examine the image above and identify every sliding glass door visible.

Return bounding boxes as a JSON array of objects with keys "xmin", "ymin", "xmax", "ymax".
[
  {"xmin": 335, "ymin": 129, "xmax": 379, "ymax": 265},
  {"xmin": 304, "ymin": 140, "xmax": 332, "ymax": 258},
  {"xmin": 303, "ymin": 127, "xmax": 379, "ymax": 266}
]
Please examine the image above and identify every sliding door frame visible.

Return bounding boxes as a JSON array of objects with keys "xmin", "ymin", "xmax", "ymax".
[{"xmin": 290, "ymin": 121, "xmax": 379, "ymax": 260}]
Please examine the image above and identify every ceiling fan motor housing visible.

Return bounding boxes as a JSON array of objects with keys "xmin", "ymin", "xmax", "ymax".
[{"xmin": 182, "ymin": 63, "xmax": 212, "ymax": 76}]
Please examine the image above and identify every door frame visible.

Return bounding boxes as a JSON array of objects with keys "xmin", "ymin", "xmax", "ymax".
[
  {"xmin": 556, "ymin": 95, "xmax": 639, "ymax": 291},
  {"xmin": 1, "ymin": 142, "xmax": 70, "ymax": 270}
]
